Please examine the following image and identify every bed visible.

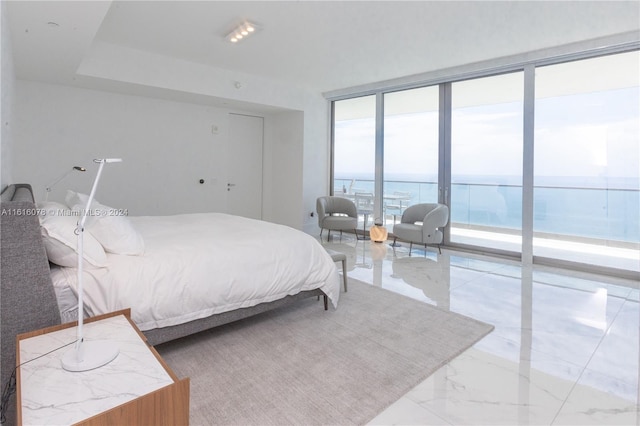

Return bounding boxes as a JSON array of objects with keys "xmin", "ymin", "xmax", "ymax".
[
  {"xmin": 50, "ymin": 210, "xmax": 341, "ymax": 331},
  {"xmin": 1, "ymin": 184, "xmax": 340, "ymax": 422}
]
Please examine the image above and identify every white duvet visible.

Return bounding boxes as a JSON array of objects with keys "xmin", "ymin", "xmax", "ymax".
[{"xmin": 50, "ymin": 213, "xmax": 340, "ymax": 331}]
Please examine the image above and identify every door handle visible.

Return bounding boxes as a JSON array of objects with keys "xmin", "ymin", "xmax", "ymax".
[{"xmin": 439, "ymin": 187, "xmax": 449, "ymax": 202}]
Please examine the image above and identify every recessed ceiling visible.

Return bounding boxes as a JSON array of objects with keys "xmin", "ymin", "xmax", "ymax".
[{"xmin": 6, "ymin": 1, "xmax": 640, "ymax": 99}]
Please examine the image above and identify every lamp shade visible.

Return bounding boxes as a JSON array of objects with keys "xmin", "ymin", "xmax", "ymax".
[{"xmin": 370, "ymin": 224, "xmax": 388, "ymax": 243}]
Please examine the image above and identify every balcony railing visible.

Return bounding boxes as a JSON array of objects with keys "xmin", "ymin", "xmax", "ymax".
[{"xmin": 333, "ymin": 178, "xmax": 640, "ymax": 246}]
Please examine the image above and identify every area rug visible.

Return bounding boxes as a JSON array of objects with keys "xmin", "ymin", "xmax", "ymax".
[{"xmin": 156, "ymin": 278, "xmax": 494, "ymax": 425}]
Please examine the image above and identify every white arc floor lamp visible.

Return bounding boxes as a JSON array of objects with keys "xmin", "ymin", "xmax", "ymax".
[{"xmin": 61, "ymin": 158, "xmax": 122, "ymax": 372}]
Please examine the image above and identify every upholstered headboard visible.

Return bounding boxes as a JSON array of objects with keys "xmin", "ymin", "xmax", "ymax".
[{"xmin": 0, "ymin": 184, "xmax": 61, "ymax": 426}]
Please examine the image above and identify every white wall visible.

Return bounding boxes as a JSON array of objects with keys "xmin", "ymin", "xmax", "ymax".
[
  {"xmin": 302, "ymin": 95, "xmax": 332, "ymax": 235},
  {"xmin": 1, "ymin": 1, "xmax": 15, "ymax": 189},
  {"xmin": 263, "ymin": 110, "xmax": 304, "ymax": 226},
  {"xmin": 12, "ymin": 80, "xmax": 330, "ymax": 232},
  {"xmin": 13, "ymin": 81, "xmax": 239, "ymax": 215},
  {"xmin": 262, "ymin": 95, "xmax": 331, "ymax": 231},
  {"xmin": 75, "ymin": 43, "xmax": 331, "ymax": 230},
  {"xmin": 78, "ymin": 42, "xmax": 310, "ymax": 112},
  {"xmin": 8, "ymin": 38, "xmax": 334, "ymax": 230}
]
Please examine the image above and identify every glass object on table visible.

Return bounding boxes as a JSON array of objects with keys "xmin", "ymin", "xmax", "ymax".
[{"xmin": 354, "ymin": 192, "xmax": 374, "ymax": 231}]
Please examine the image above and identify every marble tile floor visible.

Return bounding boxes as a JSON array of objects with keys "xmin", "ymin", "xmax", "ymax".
[{"xmin": 319, "ymin": 234, "xmax": 639, "ymax": 425}]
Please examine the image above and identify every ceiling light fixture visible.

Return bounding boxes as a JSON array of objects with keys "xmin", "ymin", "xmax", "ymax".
[{"xmin": 225, "ymin": 21, "xmax": 259, "ymax": 44}]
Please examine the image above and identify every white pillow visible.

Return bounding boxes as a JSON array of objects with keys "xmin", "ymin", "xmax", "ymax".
[
  {"xmin": 67, "ymin": 191, "xmax": 145, "ymax": 256},
  {"xmin": 37, "ymin": 201, "xmax": 69, "ymax": 212},
  {"xmin": 65, "ymin": 190, "xmax": 90, "ymax": 211},
  {"xmin": 36, "ymin": 201, "xmax": 68, "ymax": 220},
  {"xmin": 40, "ymin": 212, "xmax": 108, "ymax": 268}
]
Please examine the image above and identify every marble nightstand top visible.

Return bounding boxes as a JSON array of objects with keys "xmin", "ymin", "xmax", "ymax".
[{"xmin": 19, "ymin": 314, "xmax": 175, "ymax": 425}]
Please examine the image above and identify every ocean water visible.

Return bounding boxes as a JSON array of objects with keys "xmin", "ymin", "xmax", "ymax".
[{"xmin": 334, "ymin": 176, "xmax": 640, "ymax": 244}]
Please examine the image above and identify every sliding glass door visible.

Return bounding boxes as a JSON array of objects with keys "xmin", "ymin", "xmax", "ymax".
[
  {"xmin": 333, "ymin": 95, "xmax": 376, "ymax": 231},
  {"xmin": 383, "ymin": 86, "xmax": 439, "ymax": 225},
  {"xmin": 534, "ymin": 51, "xmax": 640, "ymax": 272},
  {"xmin": 449, "ymin": 72, "xmax": 524, "ymax": 252},
  {"xmin": 329, "ymin": 48, "xmax": 639, "ymax": 276}
]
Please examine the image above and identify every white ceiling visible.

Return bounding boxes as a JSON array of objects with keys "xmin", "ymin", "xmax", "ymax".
[{"xmin": 6, "ymin": 1, "xmax": 640, "ymax": 102}]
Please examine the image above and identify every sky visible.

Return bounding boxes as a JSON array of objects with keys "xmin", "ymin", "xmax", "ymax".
[{"xmin": 335, "ymin": 87, "xmax": 639, "ymax": 189}]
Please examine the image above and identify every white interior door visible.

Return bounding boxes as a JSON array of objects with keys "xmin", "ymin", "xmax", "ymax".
[{"xmin": 227, "ymin": 113, "xmax": 264, "ymax": 219}]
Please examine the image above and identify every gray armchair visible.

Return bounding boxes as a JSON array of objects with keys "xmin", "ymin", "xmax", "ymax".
[
  {"xmin": 392, "ymin": 203, "xmax": 449, "ymax": 255},
  {"xmin": 316, "ymin": 196, "xmax": 358, "ymax": 242}
]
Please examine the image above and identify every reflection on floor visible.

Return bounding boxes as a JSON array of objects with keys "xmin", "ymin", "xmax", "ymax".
[
  {"xmin": 450, "ymin": 227, "xmax": 640, "ymax": 273},
  {"xmin": 319, "ymin": 234, "xmax": 639, "ymax": 426}
]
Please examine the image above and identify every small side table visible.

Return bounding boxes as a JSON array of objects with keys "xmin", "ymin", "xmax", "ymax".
[{"xmin": 17, "ymin": 309, "xmax": 189, "ymax": 425}]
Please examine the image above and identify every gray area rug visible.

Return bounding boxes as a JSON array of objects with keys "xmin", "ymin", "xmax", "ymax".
[{"xmin": 156, "ymin": 278, "xmax": 494, "ymax": 425}]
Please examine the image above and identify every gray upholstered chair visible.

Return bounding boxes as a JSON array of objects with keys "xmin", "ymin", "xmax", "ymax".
[
  {"xmin": 392, "ymin": 203, "xmax": 449, "ymax": 255},
  {"xmin": 316, "ymin": 196, "xmax": 358, "ymax": 242}
]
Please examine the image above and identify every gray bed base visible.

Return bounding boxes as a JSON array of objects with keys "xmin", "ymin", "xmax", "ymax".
[
  {"xmin": 145, "ymin": 289, "xmax": 325, "ymax": 346},
  {"xmin": 0, "ymin": 183, "xmax": 325, "ymax": 424}
]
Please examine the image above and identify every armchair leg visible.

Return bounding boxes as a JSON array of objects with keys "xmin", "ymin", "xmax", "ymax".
[
  {"xmin": 409, "ymin": 241, "xmax": 413, "ymax": 256},
  {"xmin": 356, "ymin": 228, "xmax": 369, "ymax": 241},
  {"xmin": 341, "ymin": 258, "xmax": 348, "ymax": 292},
  {"xmin": 438, "ymin": 244, "xmax": 442, "ymax": 254},
  {"xmin": 327, "ymin": 229, "xmax": 331, "ymax": 242},
  {"xmin": 362, "ymin": 214, "xmax": 370, "ymax": 240}
]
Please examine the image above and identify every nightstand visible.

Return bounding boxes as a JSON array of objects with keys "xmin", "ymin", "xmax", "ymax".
[{"xmin": 16, "ymin": 309, "xmax": 190, "ymax": 425}]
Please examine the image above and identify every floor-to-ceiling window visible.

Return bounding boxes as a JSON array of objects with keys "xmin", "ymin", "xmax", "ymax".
[
  {"xmin": 330, "ymin": 47, "xmax": 639, "ymax": 277},
  {"xmin": 534, "ymin": 51, "xmax": 640, "ymax": 272},
  {"xmin": 450, "ymin": 72, "xmax": 524, "ymax": 252},
  {"xmin": 383, "ymin": 86, "xmax": 439, "ymax": 225},
  {"xmin": 333, "ymin": 95, "xmax": 377, "ymax": 230}
]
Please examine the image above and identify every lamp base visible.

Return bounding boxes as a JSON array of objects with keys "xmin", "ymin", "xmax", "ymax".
[{"xmin": 61, "ymin": 340, "xmax": 119, "ymax": 372}]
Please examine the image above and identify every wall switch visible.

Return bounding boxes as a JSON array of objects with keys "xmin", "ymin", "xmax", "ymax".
[{"xmin": 211, "ymin": 125, "xmax": 219, "ymax": 135}]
